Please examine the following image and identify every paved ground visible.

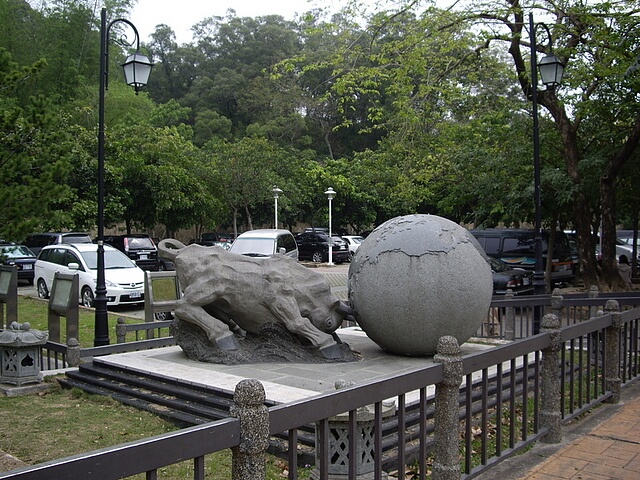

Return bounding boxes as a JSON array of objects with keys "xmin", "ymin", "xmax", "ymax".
[{"xmin": 476, "ymin": 379, "xmax": 640, "ymax": 480}]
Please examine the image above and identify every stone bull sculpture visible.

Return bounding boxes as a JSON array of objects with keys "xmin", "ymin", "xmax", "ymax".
[{"xmin": 158, "ymin": 239, "xmax": 358, "ymax": 362}]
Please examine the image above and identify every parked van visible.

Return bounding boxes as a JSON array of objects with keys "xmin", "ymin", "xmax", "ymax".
[
  {"xmin": 229, "ymin": 229, "xmax": 298, "ymax": 260},
  {"xmin": 470, "ymin": 228, "xmax": 575, "ymax": 285},
  {"xmin": 24, "ymin": 232, "xmax": 92, "ymax": 256}
]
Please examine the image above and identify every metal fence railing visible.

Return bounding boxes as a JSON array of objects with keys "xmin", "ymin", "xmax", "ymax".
[{"xmin": 4, "ymin": 299, "xmax": 639, "ymax": 480}]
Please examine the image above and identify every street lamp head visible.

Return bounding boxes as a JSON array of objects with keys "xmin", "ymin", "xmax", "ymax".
[
  {"xmin": 324, "ymin": 187, "xmax": 336, "ymax": 200},
  {"xmin": 122, "ymin": 52, "xmax": 153, "ymax": 93},
  {"xmin": 272, "ymin": 186, "xmax": 283, "ymax": 198},
  {"xmin": 538, "ymin": 53, "xmax": 564, "ymax": 88}
]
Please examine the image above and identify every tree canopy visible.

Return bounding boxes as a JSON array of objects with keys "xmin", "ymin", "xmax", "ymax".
[{"xmin": 1, "ymin": 0, "xmax": 639, "ymax": 289}]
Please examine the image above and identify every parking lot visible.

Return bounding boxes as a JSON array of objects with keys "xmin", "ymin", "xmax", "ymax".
[{"xmin": 17, "ymin": 263, "xmax": 350, "ymax": 321}]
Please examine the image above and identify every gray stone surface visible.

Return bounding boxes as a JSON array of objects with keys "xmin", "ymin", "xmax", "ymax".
[
  {"xmin": 158, "ymin": 239, "xmax": 358, "ymax": 363},
  {"xmin": 348, "ymin": 215, "xmax": 493, "ymax": 355},
  {"xmin": 94, "ymin": 327, "xmax": 495, "ymax": 404}
]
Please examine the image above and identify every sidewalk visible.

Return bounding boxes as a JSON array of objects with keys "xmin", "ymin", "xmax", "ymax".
[{"xmin": 478, "ymin": 379, "xmax": 640, "ymax": 480}]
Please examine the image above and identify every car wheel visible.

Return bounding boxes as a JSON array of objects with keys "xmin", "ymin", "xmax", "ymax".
[
  {"xmin": 311, "ymin": 250, "xmax": 324, "ymax": 263},
  {"xmin": 37, "ymin": 279, "xmax": 49, "ymax": 299},
  {"xmin": 81, "ymin": 287, "xmax": 94, "ymax": 308}
]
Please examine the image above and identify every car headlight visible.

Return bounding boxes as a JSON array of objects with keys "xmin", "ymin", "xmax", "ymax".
[{"xmin": 105, "ymin": 279, "xmax": 118, "ymax": 288}]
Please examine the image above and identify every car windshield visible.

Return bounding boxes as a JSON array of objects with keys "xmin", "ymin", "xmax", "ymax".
[
  {"xmin": 488, "ymin": 257, "xmax": 509, "ymax": 273},
  {"xmin": 126, "ymin": 237, "xmax": 155, "ymax": 249},
  {"xmin": 81, "ymin": 249, "xmax": 136, "ymax": 269},
  {"xmin": 230, "ymin": 238, "xmax": 274, "ymax": 256},
  {"xmin": 61, "ymin": 235, "xmax": 91, "ymax": 244},
  {"xmin": 0, "ymin": 245, "xmax": 35, "ymax": 258}
]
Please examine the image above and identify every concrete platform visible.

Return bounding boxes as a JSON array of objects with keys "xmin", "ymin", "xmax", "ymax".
[{"xmin": 96, "ymin": 327, "xmax": 494, "ymax": 404}]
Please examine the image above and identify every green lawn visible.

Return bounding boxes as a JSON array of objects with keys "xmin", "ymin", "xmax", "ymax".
[{"xmin": 13, "ymin": 294, "xmax": 138, "ymax": 347}]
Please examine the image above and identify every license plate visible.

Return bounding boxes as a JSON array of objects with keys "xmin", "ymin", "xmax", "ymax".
[
  {"xmin": 140, "ymin": 254, "xmax": 148, "ymax": 260},
  {"xmin": 129, "ymin": 291, "xmax": 141, "ymax": 298},
  {"xmin": 523, "ymin": 278, "xmax": 531, "ymax": 285},
  {"xmin": 22, "ymin": 264, "xmax": 33, "ymax": 270}
]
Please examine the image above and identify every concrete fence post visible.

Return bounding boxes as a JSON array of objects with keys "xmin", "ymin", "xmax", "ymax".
[
  {"xmin": 66, "ymin": 337, "xmax": 81, "ymax": 367},
  {"xmin": 432, "ymin": 335, "xmax": 463, "ymax": 480},
  {"xmin": 230, "ymin": 379, "xmax": 269, "ymax": 480},
  {"xmin": 604, "ymin": 300, "xmax": 622, "ymax": 404},
  {"xmin": 116, "ymin": 317, "xmax": 127, "ymax": 344},
  {"xmin": 505, "ymin": 290, "xmax": 515, "ymax": 341},
  {"xmin": 551, "ymin": 288, "xmax": 563, "ymax": 326},
  {"xmin": 588, "ymin": 285, "xmax": 599, "ymax": 319},
  {"xmin": 540, "ymin": 313, "xmax": 562, "ymax": 443}
]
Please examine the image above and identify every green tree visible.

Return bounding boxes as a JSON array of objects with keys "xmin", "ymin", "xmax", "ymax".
[{"xmin": 0, "ymin": 49, "xmax": 72, "ymax": 240}]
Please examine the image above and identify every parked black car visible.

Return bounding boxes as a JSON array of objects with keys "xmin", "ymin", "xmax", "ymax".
[
  {"xmin": 0, "ymin": 243, "xmax": 37, "ymax": 284},
  {"xmin": 102, "ymin": 234, "xmax": 159, "ymax": 270},
  {"xmin": 295, "ymin": 232, "xmax": 349, "ymax": 263},
  {"xmin": 488, "ymin": 257, "xmax": 534, "ymax": 296}
]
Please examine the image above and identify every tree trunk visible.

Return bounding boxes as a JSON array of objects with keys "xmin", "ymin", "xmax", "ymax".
[
  {"xmin": 573, "ymin": 190, "xmax": 599, "ymax": 288},
  {"xmin": 600, "ymin": 174, "xmax": 627, "ymax": 290},
  {"xmin": 244, "ymin": 205, "xmax": 253, "ymax": 231},
  {"xmin": 232, "ymin": 206, "xmax": 239, "ymax": 239}
]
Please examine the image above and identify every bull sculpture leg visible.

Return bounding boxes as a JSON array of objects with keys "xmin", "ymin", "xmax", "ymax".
[
  {"xmin": 175, "ymin": 290, "xmax": 240, "ymax": 351},
  {"xmin": 266, "ymin": 296, "xmax": 343, "ymax": 359}
]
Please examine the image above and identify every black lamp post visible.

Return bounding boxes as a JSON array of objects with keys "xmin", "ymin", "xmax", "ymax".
[
  {"xmin": 94, "ymin": 8, "xmax": 152, "ymax": 346},
  {"xmin": 529, "ymin": 12, "xmax": 564, "ymax": 334}
]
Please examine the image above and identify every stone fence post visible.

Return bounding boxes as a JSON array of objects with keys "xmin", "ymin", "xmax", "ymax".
[
  {"xmin": 540, "ymin": 313, "xmax": 562, "ymax": 443},
  {"xmin": 504, "ymin": 290, "xmax": 515, "ymax": 341},
  {"xmin": 432, "ymin": 336, "xmax": 463, "ymax": 480},
  {"xmin": 230, "ymin": 379, "xmax": 270, "ymax": 480},
  {"xmin": 66, "ymin": 338, "xmax": 81, "ymax": 367},
  {"xmin": 551, "ymin": 289, "xmax": 563, "ymax": 326},
  {"xmin": 604, "ymin": 300, "xmax": 621, "ymax": 404},
  {"xmin": 116, "ymin": 317, "xmax": 127, "ymax": 344}
]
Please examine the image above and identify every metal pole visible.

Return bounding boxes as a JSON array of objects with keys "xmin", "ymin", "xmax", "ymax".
[
  {"xmin": 530, "ymin": 13, "xmax": 546, "ymax": 335},
  {"xmin": 328, "ymin": 196, "xmax": 333, "ymax": 265},
  {"xmin": 94, "ymin": 7, "xmax": 110, "ymax": 346},
  {"xmin": 274, "ymin": 195, "xmax": 278, "ymax": 229}
]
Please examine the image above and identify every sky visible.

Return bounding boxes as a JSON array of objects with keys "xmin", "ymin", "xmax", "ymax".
[{"xmin": 130, "ymin": 0, "xmax": 343, "ymax": 44}]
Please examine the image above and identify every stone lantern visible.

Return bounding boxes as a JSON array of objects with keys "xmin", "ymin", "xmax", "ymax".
[{"xmin": 0, "ymin": 322, "xmax": 49, "ymax": 386}]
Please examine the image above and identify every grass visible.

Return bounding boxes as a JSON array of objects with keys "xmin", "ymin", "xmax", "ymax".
[
  {"xmin": 14, "ymin": 294, "xmax": 137, "ymax": 346},
  {"xmin": 1, "ymin": 295, "xmax": 312, "ymax": 479},
  {"xmin": 0, "ymin": 382, "xmax": 312, "ymax": 479}
]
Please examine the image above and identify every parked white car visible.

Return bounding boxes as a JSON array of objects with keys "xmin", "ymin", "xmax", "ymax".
[
  {"xmin": 342, "ymin": 235, "xmax": 365, "ymax": 260},
  {"xmin": 35, "ymin": 243, "xmax": 145, "ymax": 307}
]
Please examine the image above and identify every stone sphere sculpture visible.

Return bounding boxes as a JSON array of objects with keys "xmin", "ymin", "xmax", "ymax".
[{"xmin": 348, "ymin": 214, "xmax": 492, "ymax": 356}]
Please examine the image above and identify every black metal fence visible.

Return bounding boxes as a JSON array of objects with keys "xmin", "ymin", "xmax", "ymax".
[{"xmin": 4, "ymin": 297, "xmax": 639, "ymax": 480}]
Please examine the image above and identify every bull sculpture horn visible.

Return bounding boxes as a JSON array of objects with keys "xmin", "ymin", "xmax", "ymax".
[
  {"xmin": 338, "ymin": 301, "xmax": 357, "ymax": 317},
  {"xmin": 158, "ymin": 239, "xmax": 187, "ymax": 261}
]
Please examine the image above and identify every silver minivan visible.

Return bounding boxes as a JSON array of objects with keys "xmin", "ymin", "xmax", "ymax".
[{"xmin": 229, "ymin": 229, "xmax": 298, "ymax": 260}]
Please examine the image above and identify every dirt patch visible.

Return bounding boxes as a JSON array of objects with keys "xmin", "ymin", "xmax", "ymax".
[{"xmin": 0, "ymin": 450, "xmax": 26, "ymax": 473}]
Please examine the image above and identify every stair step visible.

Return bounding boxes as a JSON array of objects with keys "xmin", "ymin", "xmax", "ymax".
[
  {"xmin": 75, "ymin": 362, "xmax": 238, "ymax": 411},
  {"xmin": 58, "ymin": 376, "xmax": 214, "ymax": 426},
  {"xmin": 67, "ymin": 369, "xmax": 232, "ymax": 420}
]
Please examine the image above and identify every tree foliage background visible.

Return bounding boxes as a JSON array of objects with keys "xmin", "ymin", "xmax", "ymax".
[{"xmin": 1, "ymin": 0, "xmax": 639, "ymax": 288}]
